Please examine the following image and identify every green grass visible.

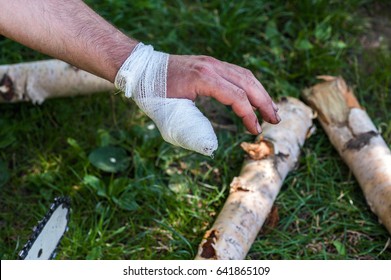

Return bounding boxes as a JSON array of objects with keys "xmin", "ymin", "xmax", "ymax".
[{"xmin": 1, "ymin": 0, "xmax": 390, "ymax": 260}]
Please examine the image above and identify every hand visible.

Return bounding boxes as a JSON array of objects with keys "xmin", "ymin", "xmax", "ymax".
[{"xmin": 166, "ymin": 55, "xmax": 280, "ymax": 134}]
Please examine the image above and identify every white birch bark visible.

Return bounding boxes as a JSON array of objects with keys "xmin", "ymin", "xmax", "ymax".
[
  {"xmin": 0, "ymin": 59, "xmax": 114, "ymax": 104},
  {"xmin": 195, "ymin": 97, "xmax": 314, "ymax": 260}
]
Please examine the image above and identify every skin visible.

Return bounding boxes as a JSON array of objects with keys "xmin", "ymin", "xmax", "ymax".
[{"xmin": 0, "ymin": 0, "xmax": 280, "ymax": 134}]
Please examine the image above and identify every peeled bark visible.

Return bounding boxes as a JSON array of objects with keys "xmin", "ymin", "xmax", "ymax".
[
  {"xmin": 195, "ymin": 97, "xmax": 314, "ymax": 260},
  {"xmin": 0, "ymin": 59, "xmax": 114, "ymax": 104},
  {"xmin": 302, "ymin": 76, "xmax": 391, "ymax": 235}
]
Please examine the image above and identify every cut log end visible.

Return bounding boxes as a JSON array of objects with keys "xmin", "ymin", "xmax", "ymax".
[
  {"xmin": 0, "ymin": 74, "xmax": 15, "ymax": 101},
  {"xmin": 302, "ymin": 76, "xmax": 361, "ymax": 125}
]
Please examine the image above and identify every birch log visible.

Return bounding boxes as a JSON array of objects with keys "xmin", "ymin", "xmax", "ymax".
[
  {"xmin": 302, "ymin": 76, "xmax": 391, "ymax": 235},
  {"xmin": 195, "ymin": 97, "xmax": 314, "ymax": 260},
  {"xmin": 0, "ymin": 59, "xmax": 114, "ymax": 104}
]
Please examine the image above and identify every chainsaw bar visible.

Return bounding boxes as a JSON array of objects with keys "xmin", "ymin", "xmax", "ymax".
[{"xmin": 18, "ymin": 196, "xmax": 71, "ymax": 260}]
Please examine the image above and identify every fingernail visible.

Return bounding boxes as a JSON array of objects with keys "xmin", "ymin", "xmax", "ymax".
[
  {"xmin": 275, "ymin": 112, "xmax": 281, "ymax": 123},
  {"xmin": 257, "ymin": 122, "xmax": 262, "ymax": 134},
  {"xmin": 272, "ymin": 101, "xmax": 279, "ymax": 112}
]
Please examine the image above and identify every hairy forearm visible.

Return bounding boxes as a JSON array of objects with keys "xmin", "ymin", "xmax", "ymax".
[
  {"xmin": 0, "ymin": 0, "xmax": 137, "ymax": 82},
  {"xmin": 0, "ymin": 0, "xmax": 280, "ymax": 137}
]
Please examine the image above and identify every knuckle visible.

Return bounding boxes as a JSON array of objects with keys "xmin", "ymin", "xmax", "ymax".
[
  {"xmin": 234, "ymin": 87, "xmax": 247, "ymax": 102},
  {"xmin": 246, "ymin": 76, "xmax": 257, "ymax": 88},
  {"xmin": 245, "ymin": 113, "xmax": 258, "ymax": 125},
  {"xmin": 244, "ymin": 71, "xmax": 257, "ymax": 85},
  {"xmin": 236, "ymin": 66, "xmax": 253, "ymax": 76},
  {"xmin": 243, "ymin": 68, "xmax": 253, "ymax": 77},
  {"xmin": 233, "ymin": 103, "xmax": 254, "ymax": 119},
  {"xmin": 193, "ymin": 63, "xmax": 212, "ymax": 77},
  {"xmin": 199, "ymin": 55, "xmax": 218, "ymax": 64}
]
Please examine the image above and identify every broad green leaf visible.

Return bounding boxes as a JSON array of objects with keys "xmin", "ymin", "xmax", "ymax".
[
  {"xmin": 265, "ymin": 20, "xmax": 279, "ymax": 40},
  {"xmin": 113, "ymin": 192, "xmax": 139, "ymax": 211},
  {"xmin": 97, "ymin": 129, "xmax": 114, "ymax": 147},
  {"xmin": 83, "ymin": 175, "xmax": 106, "ymax": 197},
  {"xmin": 88, "ymin": 146, "xmax": 130, "ymax": 173},
  {"xmin": 67, "ymin": 138, "xmax": 86, "ymax": 158},
  {"xmin": 295, "ymin": 38, "xmax": 314, "ymax": 50},
  {"xmin": 110, "ymin": 177, "xmax": 133, "ymax": 197},
  {"xmin": 331, "ymin": 40, "xmax": 347, "ymax": 49},
  {"xmin": 333, "ymin": 240, "xmax": 346, "ymax": 255},
  {"xmin": 315, "ymin": 25, "xmax": 332, "ymax": 41}
]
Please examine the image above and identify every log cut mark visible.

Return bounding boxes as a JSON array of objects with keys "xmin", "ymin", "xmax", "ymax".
[
  {"xmin": 200, "ymin": 230, "xmax": 218, "ymax": 259},
  {"xmin": 0, "ymin": 74, "xmax": 14, "ymax": 101},
  {"xmin": 240, "ymin": 139, "xmax": 273, "ymax": 160},
  {"xmin": 232, "ymin": 182, "xmax": 250, "ymax": 192}
]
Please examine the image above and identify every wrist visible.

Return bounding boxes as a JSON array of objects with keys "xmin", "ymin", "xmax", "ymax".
[{"xmin": 103, "ymin": 35, "xmax": 139, "ymax": 83}]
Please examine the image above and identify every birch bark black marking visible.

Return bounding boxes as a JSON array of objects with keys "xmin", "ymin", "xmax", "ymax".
[
  {"xmin": 344, "ymin": 131, "xmax": 379, "ymax": 151},
  {"xmin": 276, "ymin": 152, "xmax": 289, "ymax": 160}
]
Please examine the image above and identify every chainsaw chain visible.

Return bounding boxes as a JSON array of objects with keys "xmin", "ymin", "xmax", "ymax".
[{"xmin": 18, "ymin": 196, "xmax": 71, "ymax": 260}]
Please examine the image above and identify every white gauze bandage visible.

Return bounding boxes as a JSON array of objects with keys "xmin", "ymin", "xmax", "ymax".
[{"xmin": 115, "ymin": 43, "xmax": 218, "ymax": 156}]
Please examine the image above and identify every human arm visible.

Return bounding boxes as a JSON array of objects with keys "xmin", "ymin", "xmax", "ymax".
[
  {"xmin": 0, "ymin": 0, "xmax": 136, "ymax": 82},
  {"xmin": 0, "ymin": 0, "xmax": 279, "ymax": 136}
]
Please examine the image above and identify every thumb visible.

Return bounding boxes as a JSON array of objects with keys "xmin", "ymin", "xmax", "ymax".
[{"xmin": 144, "ymin": 98, "xmax": 218, "ymax": 156}]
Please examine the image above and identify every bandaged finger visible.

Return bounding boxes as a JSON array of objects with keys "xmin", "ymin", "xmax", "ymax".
[{"xmin": 115, "ymin": 43, "xmax": 218, "ymax": 156}]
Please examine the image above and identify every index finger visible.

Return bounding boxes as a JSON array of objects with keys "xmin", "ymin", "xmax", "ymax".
[{"xmin": 219, "ymin": 61, "xmax": 281, "ymax": 124}]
